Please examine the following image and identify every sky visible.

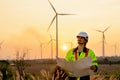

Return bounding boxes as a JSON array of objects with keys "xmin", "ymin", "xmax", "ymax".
[{"xmin": 0, "ymin": 0, "xmax": 120, "ymax": 59}]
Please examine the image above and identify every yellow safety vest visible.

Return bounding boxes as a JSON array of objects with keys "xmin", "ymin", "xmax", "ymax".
[{"xmin": 65, "ymin": 47, "xmax": 98, "ymax": 80}]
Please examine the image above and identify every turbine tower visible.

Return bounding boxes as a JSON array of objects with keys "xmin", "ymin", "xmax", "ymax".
[
  {"xmin": 114, "ymin": 42, "xmax": 118, "ymax": 56},
  {"xmin": 0, "ymin": 41, "xmax": 4, "ymax": 49},
  {"xmin": 96, "ymin": 25, "xmax": 111, "ymax": 57},
  {"xmin": 47, "ymin": 0, "xmax": 74, "ymax": 59},
  {"xmin": 40, "ymin": 42, "xmax": 44, "ymax": 59},
  {"xmin": 38, "ymin": 40, "xmax": 44, "ymax": 59}
]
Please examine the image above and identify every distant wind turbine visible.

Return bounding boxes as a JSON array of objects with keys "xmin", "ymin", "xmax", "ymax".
[
  {"xmin": 38, "ymin": 40, "xmax": 45, "ymax": 59},
  {"xmin": 111, "ymin": 42, "xmax": 118, "ymax": 56},
  {"xmin": 23, "ymin": 48, "xmax": 31, "ymax": 60},
  {"xmin": 112, "ymin": 42, "xmax": 119, "ymax": 56},
  {"xmin": 65, "ymin": 37, "xmax": 75, "ymax": 48},
  {"xmin": 47, "ymin": 0, "xmax": 75, "ymax": 59},
  {"xmin": 48, "ymin": 33, "xmax": 55, "ymax": 59},
  {"xmin": 0, "ymin": 41, "xmax": 4, "ymax": 49},
  {"xmin": 96, "ymin": 25, "xmax": 111, "ymax": 57},
  {"xmin": 114, "ymin": 42, "xmax": 117, "ymax": 56},
  {"xmin": 40, "ymin": 42, "xmax": 44, "ymax": 59}
]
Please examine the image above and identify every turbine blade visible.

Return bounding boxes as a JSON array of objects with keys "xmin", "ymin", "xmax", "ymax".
[
  {"xmin": 58, "ymin": 13, "xmax": 76, "ymax": 15},
  {"xmin": 47, "ymin": 15, "xmax": 56, "ymax": 31},
  {"xmin": 96, "ymin": 30, "xmax": 103, "ymax": 32},
  {"xmin": 48, "ymin": 40, "xmax": 52, "ymax": 44},
  {"xmin": 49, "ymin": 33, "xmax": 52, "ymax": 39},
  {"xmin": 48, "ymin": 0, "xmax": 56, "ymax": 13},
  {"xmin": 104, "ymin": 24, "xmax": 111, "ymax": 32}
]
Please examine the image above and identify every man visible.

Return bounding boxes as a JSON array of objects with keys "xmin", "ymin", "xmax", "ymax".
[{"xmin": 65, "ymin": 31, "xmax": 98, "ymax": 80}]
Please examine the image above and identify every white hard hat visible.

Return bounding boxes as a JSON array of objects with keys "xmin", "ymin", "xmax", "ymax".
[{"xmin": 77, "ymin": 31, "xmax": 88, "ymax": 41}]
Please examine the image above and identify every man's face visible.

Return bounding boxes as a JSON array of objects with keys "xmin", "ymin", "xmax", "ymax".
[{"xmin": 77, "ymin": 36, "xmax": 86, "ymax": 45}]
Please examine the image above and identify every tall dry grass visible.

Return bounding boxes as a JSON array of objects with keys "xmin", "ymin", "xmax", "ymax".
[
  {"xmin": 91, "ymin": 71, "xmax": 118, "ymax": 80},
  {"xmin": 0, "ymin": 68, "xmax": 119, "ymax": 80},
  {"xmin": 39, "ymin": 69, "xmax": 119, "ymax": 80}
]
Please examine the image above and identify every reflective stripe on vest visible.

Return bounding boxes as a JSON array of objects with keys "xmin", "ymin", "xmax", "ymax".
[{"xmin": 75, "ymin": 51, "xmax": 78, "ymax": 60}]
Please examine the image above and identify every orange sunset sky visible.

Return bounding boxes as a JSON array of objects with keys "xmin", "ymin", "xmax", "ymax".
[{"xmin": 0, "ymin": 0, "xmax": 120, "ymax": 59}]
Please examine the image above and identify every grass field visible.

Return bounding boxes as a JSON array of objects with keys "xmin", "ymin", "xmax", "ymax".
[
  {"xmin": 1, "ymin": 58, "xmax": 120, "ymax": 80},
  {"xmin": 22, "ymin": 59, "xmax": 120, "ymax": 80}
]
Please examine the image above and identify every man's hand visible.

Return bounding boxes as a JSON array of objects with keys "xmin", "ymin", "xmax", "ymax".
[
  {"xmin": 53, "ymin": 66, "xmax": 68, "ymax": 80},
  {"xmin": 90, "ymin": 65, "xmax": 96, "ymax": 71}
]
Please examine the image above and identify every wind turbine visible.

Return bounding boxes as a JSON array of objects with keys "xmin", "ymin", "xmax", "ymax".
[
  {"xmin": 0, "ymin": 41, "xmax": 4, "ymax": 49},
  {"xmin": 114, "ymin": 42, "xmax": 117, "ymax": 56},
  {"xmin": 48, "ymin": 33, "xmax": 55, "ymax": 59},
  {"xmin": 65, "ymin": 37, "xmax": 75, "ymax": 48},
  {"xmin": 47, "ymin": 0, "xmax": 74, "ymax": 59},
  {"xmin": 40, "ymin": 42, "xmax": 44, "ymax": 59},
  {"xmin": 38, "ymin": 40, "xmax": 44, "ymax": 59},
  {"xmin": 23, "ymin": 48, "xmax": 31, "ymax": 60},
  {"xmin": 96, "ymin": 25, "xmax": 111, "ymax": 58}
]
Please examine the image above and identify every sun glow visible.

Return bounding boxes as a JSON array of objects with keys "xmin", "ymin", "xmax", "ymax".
[{"xmin": 62, "ymin": 45, "xmax": 68, "ymax": 51}]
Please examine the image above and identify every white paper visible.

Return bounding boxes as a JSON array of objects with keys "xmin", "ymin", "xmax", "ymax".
[{"xmin": 56, "ymin": 56, "xmax": 94, "ymax": 77}]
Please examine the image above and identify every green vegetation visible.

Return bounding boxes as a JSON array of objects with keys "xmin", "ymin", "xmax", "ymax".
[{"xmin": 0, "ymin": 60, "xmax": 14, "ymax": 80}]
